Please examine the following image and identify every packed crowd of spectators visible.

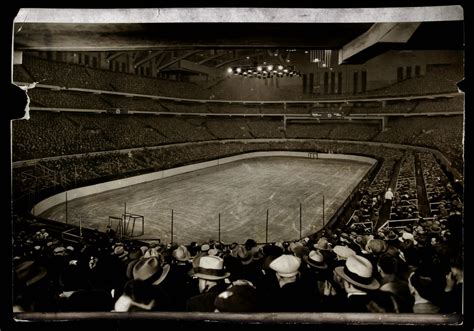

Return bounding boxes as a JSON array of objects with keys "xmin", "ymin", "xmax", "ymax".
[
  {"xmin": 327, "ymin": 123, "xmax": 380, "ymax": 141},
  {"xmin": 12, "ymin": 110, "xmax": 463, "ymax": 199},
  {"xmin": 360, "ymin": 65, "xmax": 463, "ymax": 98},
  {"xmin": 15, "ymin": 56, "xmax": 462, "ymax": 102},
  {"xmin": 412, "ymin": 96, "xmax": 464, "ymax": 113},
  {"xmin": 206, "ymin": 119, "xmax": 254, "ymax": 139},
  {"xmin": 390, "ymin": 153, "xmax": 419, "ymax": 221},
  {"xmin": 12, "ymin": 113, "xmax": 172, "ymax": 160},
  {"xmin": 13, "ymin": 142, "xmax": 462, "ymax": 315},
  {"xmin": 347, "ymin": 96, "xmax": 463, "ymax": 115},
  {"xmin": 12, "ymin": 201, "xmax": 463, "ymax": 314},
  {"xmin": 419, "ymin": 152, "xmax": 463, "ymax": 218},
  {"xmin": 100, "ymin": 95, "xmax": 167, "ymax": 112},
  {"xmin": 28, "ymin": 89, "xmax": 111, "ymax": 110},
  {"xmin": 17, "ymin": 56, "xmax": 213, "ymax": 99},
  {"xmin": 20, "ymin": 56, "xmax": 101, "ymax": 90},
  {"xmin": 372, "ymin": 115, "xmax": 463, "ymax": 174},
  {"xmin": 246, "ymin": 119, "xmax": 285, "ymax": 139},
  {"xmin": 13, "ymin": 113, "xmax": 385, "ymax": 161},
  {"xmin": 348, "ymin": 155, "xmax": 400, "ymax": 230},
  {"xmin": 26, "ymin": 87, "xmax": 463, "ymax": 118}
]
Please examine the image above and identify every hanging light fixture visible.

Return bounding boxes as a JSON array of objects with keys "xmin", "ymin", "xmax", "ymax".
[
  {"xmin": 309, "ymin": 50, "xmax": 332, "ymax": 69},
  {"xmin": 226, "ymin": 63, "xmax": 302, "ymax": 79}
]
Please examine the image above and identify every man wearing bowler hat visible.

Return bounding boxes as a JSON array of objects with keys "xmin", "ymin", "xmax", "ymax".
[{"xmin": 186, "ymin": 255, "xmax": 231, "ymax": 312}]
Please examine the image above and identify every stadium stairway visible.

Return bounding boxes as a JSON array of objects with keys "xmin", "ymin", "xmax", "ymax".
[
  {"xmin": 414, "ymin": 153, "xmax": 431, "ymax": 218},
  {"xmin": 376, "ymin": 158, "xmax": 401, "ymax": 230}
]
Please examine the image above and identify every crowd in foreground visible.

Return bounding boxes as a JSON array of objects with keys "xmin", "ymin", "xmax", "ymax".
[{"xmin": 13, "ymin": 206, "xmax": 462, "ymax": 314}]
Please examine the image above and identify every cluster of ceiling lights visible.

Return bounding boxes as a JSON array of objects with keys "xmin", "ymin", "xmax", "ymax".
[{"xmin": 227, "ymin": 64, "xmax": 302, "ymax": 78}]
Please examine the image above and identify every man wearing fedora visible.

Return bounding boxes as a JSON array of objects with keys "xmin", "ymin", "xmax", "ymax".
[
  {"xmin": 301, "ymin": 250, "xmax": 341, "ymax": 312},
  {"xmin": 186, "ymin": 255, "xmax": 231, "ymax": 312},
  {"xmin": 164, "ymin": 245, "xmax": 198, "ymax": 310},
  {"xmin": 334, "ymin": 255, "xmax": 397, "ymax": 312},
  {"xmin": 131, "ymin": 256, "xmax": 174, "ymax": 311}
]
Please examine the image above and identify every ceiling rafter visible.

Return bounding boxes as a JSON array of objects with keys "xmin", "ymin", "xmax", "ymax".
[
  {"xmin": 154, "ymin": 52, "xmax": 167, "ymax": 67},
  {"xmin": 134, "ymin": 50, "xmax": 165, "ymax": 67},
  {"xmin": 106, "ymin": 51, "xmax": 126, "ymax": 62},
  {"xmin": 215, "ymin": 51, "xmax": 266, "ymax": 68},
  {"xmin": 157, "ymin": 50, "xmax": 200, "ymax": 72},
  {"xmin": 197, "ymin": 50, "xmax": 230, "ymax": 65}
]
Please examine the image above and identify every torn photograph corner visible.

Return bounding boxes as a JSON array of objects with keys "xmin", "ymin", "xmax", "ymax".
[{"xmin": 10, "ymin": 6, "xmax": 464, "ymax": 327}]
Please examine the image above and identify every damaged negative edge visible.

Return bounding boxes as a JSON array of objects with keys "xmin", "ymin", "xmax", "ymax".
[{"xmin": 12, "ymin": 9, "xmax": 32, "ymax": 121}]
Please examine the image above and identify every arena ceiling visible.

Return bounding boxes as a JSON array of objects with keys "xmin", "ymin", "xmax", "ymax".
[{"xmin": 13, "ymin": 7, "xmax": 464, "ymax": 65}]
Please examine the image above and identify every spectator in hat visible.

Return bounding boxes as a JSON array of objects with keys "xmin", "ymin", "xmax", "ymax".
[
  {"xmin": 190, "ymin": 243, "xmax": 210, "ymax": 268},
  {"xmin": 56, "ymin": 261, "xmax": 113, "ymax": 312},
  {"xmin": 164, "ymin": 245, "xmax": 198, "ymax": 310},
  {"xmin": 301, "ymin": 250, "xmax": 341, "ymax": 311},
  {"xmin": 408, "ymin": 271, "xmax": 441, "ymax": 313},
  {"xmin": 377, "ymin": 254, "xmax": 413, "ymax": 312},
  {"xmin": 214, "ymin": 281, "xmax": 258, "ymax": 312},
  {"xmin": 332, "ymin": 245, "xmax": 356, "ymax": 267},
  {"xmin": 236, "ymin": 244, "xmax": 253, "ymax": 266},
  {"xmin": 370, "ymin": 210, "xmax": 380, "ymax": 225},
  {"xmin": 143, "ymin": 242, "xmax": 161, "ymax": 259},
  {"xmin": 46, "ymin": 246, "xmax": 69, "ymax": 286},
  {"xmin": 333, "ymin": 255, "xmax": 395, "ymax": 312},
  {"xmin": 238, "ymin": 244, "xmax": 263, "ymax": 285},
  {"xmin": 186, "ymin": 255, "xmax": 230, "ymax": 312},
  {"xmin": 398, "ymin": 231, "xmax": 418, "ymax": 252},
  {"xmin": 105, "ymin": 225, "xmax": 116, "ymax": 243},
  {"xmin": 364, "ymin": 238, "xmax": 388, "ymax": 271},
  {"xmin": 224, "ymin": 243, "xmax": 246, "ymax": 281},
  {"xmin": 34, "ymin": 228, "xmax": 49, "ymax": 242},
  {"xmin": 251, "ymin": 244, "xmax": 283, "ymax": 293},
  {"xmin": 353, "ymin": 235, "xmax": 373, "ymax": 255},
  {"xmin": 13, "ymin": 260, "xmax": 51, "ymax": 312},
  {"xmin": 440, "ymin": 252, "xmax": 463, "ymax": 314},
  {"xmin": 125, "ymin": 247, "xmax": 144, "ymax": 280},
  {"xmin": 113, "ymin": 245, "xmax": 129, "ymax": 262},
  {"xmin": 292, "ymin": 245, "xmax": 310, "ymax": 260},
  {"xmin": 201, "ymin": 243, "xmax": 210, "ymax": 254},
  {"xmin": 263, "ymin": 255, "xmax": 313, "ymax": 312},
  {"xmin": 89, "ymin": 248, "xmax": 128, "ymax": 301},
  {"xmin": 132, "ymin": 256, "xmax": 174, "ymax": 311},
  {"xmin": 314, "ymin": 237, "xmax": 336, "ymax": 266}
]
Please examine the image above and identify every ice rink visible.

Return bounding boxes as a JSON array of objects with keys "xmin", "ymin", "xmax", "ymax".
[{"xmin": 40, "ymin": 156, "xmax": 372, "ymax": 244}]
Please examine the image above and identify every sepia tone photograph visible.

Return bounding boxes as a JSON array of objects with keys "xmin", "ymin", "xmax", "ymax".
[{"xmin": 7, "ymin": 5, "xmax": 465, "ymax": 329}]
